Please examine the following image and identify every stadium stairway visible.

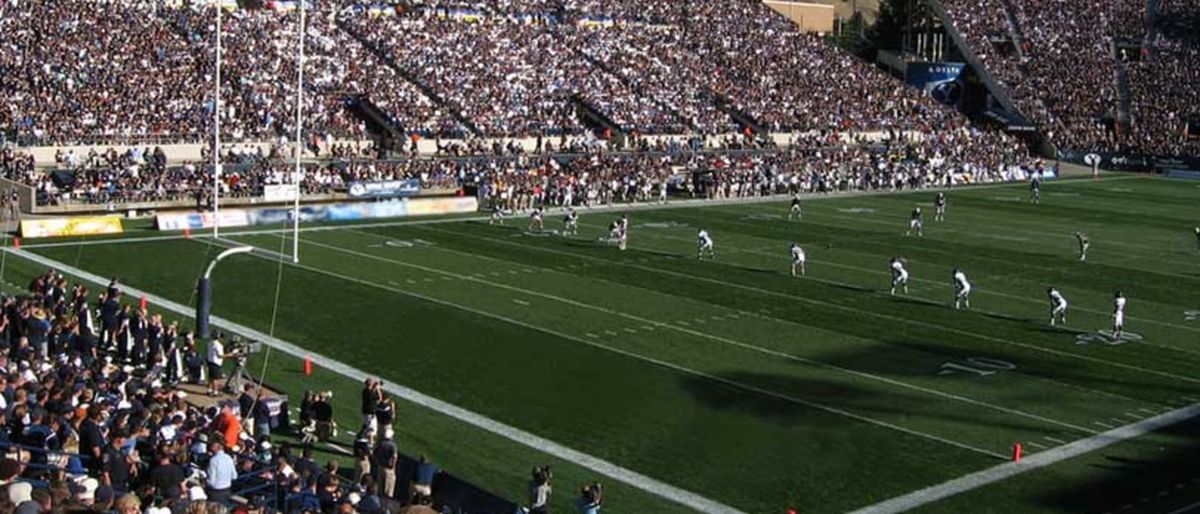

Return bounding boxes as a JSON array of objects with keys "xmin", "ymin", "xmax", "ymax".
[
  {"xmin": 572, "ymin": 49, "xmax": 705, "ymax": 134},
  {"xmin": 571, "ymin": 94, "xmax": 628, "ymax": 148},
  {"xmin": 336, "ymin": 20, "xmax": 482, "ymax": 137},
  {"xmin": 343, "ymin": 94, "xmax": 405, "ymax": 155},
  {"xmin": 712, "ymin": 93, "xmax": 771, "ymax": 142},
  {"xmin": 996, "ymin": 0, "xmax": 1027, "ymax": 60},
  {"xmin": 920, "ymin": 0, "xmax": 1027, "ymax": 124}
]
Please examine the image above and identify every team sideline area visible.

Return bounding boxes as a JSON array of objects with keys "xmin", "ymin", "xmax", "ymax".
[{"xmin": 8, "ymin": 175, "xmax": 1199, "ymax": 514}]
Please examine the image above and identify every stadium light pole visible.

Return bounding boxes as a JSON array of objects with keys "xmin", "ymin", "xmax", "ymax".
[
  {"xmin": 196, "ymin": 245, "xmax": 253, "ymax": 340},
  {"xmin": 213, "ymin": 0, "xmax": 223, "ymax": 239},
  {"xmin": 292, "ymin": 0, "xmax": 306, "ymax": 264}
]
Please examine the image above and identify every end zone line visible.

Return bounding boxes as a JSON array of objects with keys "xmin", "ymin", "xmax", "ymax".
[
  {"xmin": 849, "ymin": 402, "xmax": 1200, "ymax": 514},
  {"xmin": 6, "ymin": 247, "xmax": 745, "ymax": 514}
]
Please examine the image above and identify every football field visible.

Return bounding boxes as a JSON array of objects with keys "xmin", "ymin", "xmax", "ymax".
[{"xmin": 10, "ymin": 175, "xmax": 1200, "ymax": 513}]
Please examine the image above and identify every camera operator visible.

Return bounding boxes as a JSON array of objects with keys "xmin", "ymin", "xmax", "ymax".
[
  {"xmin": 575, "ymin": 483, "xmax": 602, "ymax": 514},
  {"xmin": 206, "ymin": 333, "xmax": 237, "ymax": 397}
]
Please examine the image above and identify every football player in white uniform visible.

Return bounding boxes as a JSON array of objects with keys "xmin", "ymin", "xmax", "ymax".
[
  {"xmin": 788, "ymin": 194, "xmax": 803, "ymax": 221},
  {"xmin": 562, "ymin": 208, "xmax": 578, "ymax": 236},
  {"xmin": 953, "ymin": 268, "xmax": 971, "ymax": 310},
  {"xmin": 1075, "ymin": 231, "xmax": 1089, "ymax": 261},
  {"xmin": 528, "ymin": 207, "xmax": 544, "ymax": 231},
  {"xmin": 697, "ymin": 229, "xmax": 716, "ymax": 260},
  {"xmin": 489, "ymin": 204, "xmax": 505, "ymax": 225},
  {"xmin": 1048, "ymin": 287, "xmax": 1068, "ymax": 325},
  {"xmin": 1113, "ymin": 291, "xmax": 1127, "ymax": 339},
  {"xmin": 890, "ymin": 257, "xmax": 909, "ymax": 295},
  {"xmin": 790, "ymin": 243, "xmax": 806, "ymax": 277},
  {"xmin": 905, "ymin": 207, "xmax": 923, "ymax": 237},
  {"xmin": 934, "ymin": 192, "xmax": 947, "ymax": 222}
]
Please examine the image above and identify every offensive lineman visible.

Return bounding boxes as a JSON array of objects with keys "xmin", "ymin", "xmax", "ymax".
[
  {"xmin": 935, "ymin": 192, "xmax": 947, "ymax": 222},
  {"xmin": 562, "ymin": 208, "xmax": 579, "ymax": 236},
  {"xmin": 528, "ymin": 207, "xmax": 544, "ymax": 231},
  {"xmin": 953, "ymin": 268, "xmax": 972, "ymax": 309},
  {"xmin": 790, "ymin": 242, "xmax": 806, "ymax": 277},
  {"xmin": 1075, "ymin": 231, "xmax": 1090, "ymax": 261},
  {"xmin": 1113, "ymin": 290, "xmax": 1127, "ymax": 339},
  {"xmin": 789, "ymin": 194, "xmax": 803, "ymax": 221},
  {"xmin": 905, "ymin": 207, "xmax": 924, "ymax": 237},
  {"xmin": 1048, "ymin": 287, "xmax": 1068, "ymax": 325},
  {"xmin": 697, "ymin": 229, "xmax": 716, "ymax": 260},
  {"xmin": 890, "ymin": 257, "xmax": 909, "ymax": 295}
]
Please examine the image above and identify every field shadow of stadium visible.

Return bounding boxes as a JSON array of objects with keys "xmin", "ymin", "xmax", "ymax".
[
  {"xmin": 1026, "ymin": 418, "xmax": 1200, "ymax": 512},
  {"xmin": 677, "ymin": 370, "xmax": 1069, "ymax": 435}
]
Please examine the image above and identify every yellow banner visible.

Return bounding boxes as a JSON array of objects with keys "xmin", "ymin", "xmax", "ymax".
[{"xmin": 20, "ymin": 216, "xmax": 125, "ymax": 239}]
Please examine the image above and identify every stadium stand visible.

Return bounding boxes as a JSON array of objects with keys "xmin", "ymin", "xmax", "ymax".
[{"xmin": 0, "ymin": 269, "xmax": 521, "ymax": 514}]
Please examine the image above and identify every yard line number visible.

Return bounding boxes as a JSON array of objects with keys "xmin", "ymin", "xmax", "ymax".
[
  {"xmin": 938, "ymin": 357, "xmax": 1017, "ymax": 377},
  {"xmin": 1074, "ymin": 330, "xmax": 1144, "ymax": 346}
]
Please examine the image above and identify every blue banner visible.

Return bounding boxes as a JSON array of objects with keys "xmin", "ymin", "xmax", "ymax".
[
  {"xmin": 347, "ymin": 179, "xmax": 421, "ymax": 199},
  {"xmin": 906, "ymin": 62, "xmax": 966, "ymax": 106}
]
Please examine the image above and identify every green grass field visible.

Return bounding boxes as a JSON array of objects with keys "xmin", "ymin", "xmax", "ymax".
[{"xmin": 9, "ymin": 175, "xmax": 1200, "ymax": 513}]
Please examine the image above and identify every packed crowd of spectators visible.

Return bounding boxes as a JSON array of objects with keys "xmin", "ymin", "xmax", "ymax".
[
  {"xmin": 474, "ymin": 127, "xmax": 1037, "ymax": 211},
  {"xmin": 0, "ymin": 0, "xmax": 460, "ymax": 146},
  {"xmin": 0, "ymin": 267, "xmax": 494, "ymax": 514},
  {"xmin": 941, "ymin": 0, "xmax": 1123, "ymax": 152}
]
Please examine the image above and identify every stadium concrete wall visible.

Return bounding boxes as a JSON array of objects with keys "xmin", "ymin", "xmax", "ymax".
[{"xmin": 763, "ymin": 0, "xmax": 835, "ymax": 34}]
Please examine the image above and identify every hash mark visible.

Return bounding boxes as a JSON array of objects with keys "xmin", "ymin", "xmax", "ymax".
[
  {"xmin": 603, "ymin": 330, "xmax": 618, "ymax": 336},
  {"xmin": 507, "ymin": 270, "xmax": 519, "ymax": 275},
  {"xmin": 584, "ymin": 333, "xmax": 599, "ymax": 338},
  {"xmin": 1138, "ymin": 407, "xmax": 1158, "ymax": 415},
  {"xmin": 1025, "ymin": 441, "xmax": 1047, "ymax": 450},
  {"xmin": 1045, "ymin": 436, "xmax": 1067, "ymax": 444},
  {"xmin": 1094, "ymin": 421, "xmax": 1116, "ymax": 429},
  {"xmin": 512, "ymin": 299, "xmax": 530, "ymax": 306},
  {"xmin": 405, "ymin": 279, "xmax": 416, "ymax": 285},
  {"xmin": 623, "ymin": 328, "xmax": 639, "ymax": 334}
]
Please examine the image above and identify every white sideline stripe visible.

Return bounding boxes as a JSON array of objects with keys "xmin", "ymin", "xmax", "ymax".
[
  {"xmin": 17, "ymin": 175, "xmax": 1132, "ymax": 251},
  {"xmin": 293, "ymin": 232, "xmax": 1093, "ymax": 437},
  {"xmin": 1167, "ymin": 499, "xmax": 1200, "ymax": 514},
  {"xmin": 439, "ymin": 225, "xmax": 1200, "ymax": 386},
  {"xmin": 6, "ymin": 248, "xmax": 744, "ymax": 514},
  {"xmin": 227, "ymin": 235, "xmax": 1006, "ymax": 459},
  {"xmin": 850, "ymin": 403, "xmax": 1200, "ymax": 514}
]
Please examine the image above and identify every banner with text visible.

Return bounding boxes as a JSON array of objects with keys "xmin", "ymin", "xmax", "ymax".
[
  {"xmin": 906, "ymin": 62, "xmax": 967, "ymax": 106},
  {"xmin": 156, "ymin": 211, "xmax": 251, "ymax": 231},
  {"xmin": 347, "ymin": 179, "xmax": 422, "ymax": 199},
  {"xmin": 20, "ymin": 216, "xmax": 124, "ymax": 238}
]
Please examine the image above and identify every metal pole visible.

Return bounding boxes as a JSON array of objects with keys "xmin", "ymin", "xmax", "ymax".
[
  {"xmin": 292, "ymin": 0, "xmax": 305, "ymax": 263},
  {"xmin": 213, "ymin": 1, "xmax": 223, "ymax": 239},
  {"xmin": 196, "ymin": 246, "xmax": 253, "ymax": 339}
]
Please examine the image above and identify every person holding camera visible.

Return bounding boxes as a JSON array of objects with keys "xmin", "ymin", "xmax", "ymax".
[
  {"xmin": 206, "ymin": 334, "xmax": 236, "ymax": 396},
  {"xmin": 575, "ymin": 483, "xmax": 602, "ymax": 514},
  {"xmin": 529, "ymin": 466, "xmax": 552, "ymax": 514}
]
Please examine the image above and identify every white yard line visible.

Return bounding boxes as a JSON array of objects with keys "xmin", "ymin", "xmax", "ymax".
[
  {"xmin": 216, "ymin": 235, "xmax": 1008, "ymax": 459},
  {"xmin": 297, "ymin": 229, "xmax": 1096, "ymax": 436},
  {"xmin": 6, "ymin": 247, "xmax": 745, "ymax": 514},
  {"xmin": 849, "ymin": 403, "xmax": 1200, "ymax": 514}
]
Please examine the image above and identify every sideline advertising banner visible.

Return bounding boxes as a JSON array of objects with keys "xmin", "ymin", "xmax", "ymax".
[
  {"xmin": 20, "ymin": 216, "xmax": 125, "ymax": 238},
  {"xmin": 263, "ymin": 184, "xmax": 299, "ymax": 202},
  {"xmin": 347, "ymin": 179, "xmax": 422, "ymax": 199},
  {"xmin": 155, "ymin": 197, "xmax": 478, "ymax": 231},
  {"xmin": 155, "ymin": 211, "xmax": 251, "ymax": 231}
]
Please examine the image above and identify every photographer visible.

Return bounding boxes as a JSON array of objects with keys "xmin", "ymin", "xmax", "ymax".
[{"xmin": 574, "ymin": 483, "xmax": 602, "ymax": 514}]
